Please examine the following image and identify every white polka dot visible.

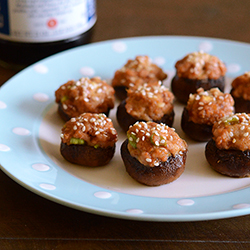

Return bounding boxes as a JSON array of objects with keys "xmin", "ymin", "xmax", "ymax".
[
  {"xmin": 112, "ymin": 41, "xmax": 127, "ymax": 53},
  {"xmin": 32, "ymin": 163, "xmax": 50, "ymax": 172},
  {"xmin": 233, "ymin": 203, "xmax": 250, "ymax": 209},
  {"xmin": 39, "ymin": 183, "xmax": 56, "ymax": 190},
  {"xmin": 80, "ymin": 67, "xmax": 95, "ymax": 77},
  {"xmin": 227, "ymin": 63, "xmax": 241, "ymax": 74},
  {"xmin": 153, "ymin": 56, "xmax": 165, "ymax": 66},
  {"xmin": 34, "ymin": 64, "xmax": 49, "ymax": 74},
  {"xmin": 33, "ymin": 93, "xmax": 49, "ymax": 102},
  {"xmin": 198, "ymin": 41, "xmax": 213, "ymax": 52},
  {"xmin": 0, "ymin": 101, "xmax": 7, "ymax": 109},
  {"xmin": 177, "ymin": 199, "xmax": 195, "ymax": 206},
  {"xmin": 94, "ymin": 191, "xmax": 112, "ymax": 199},
  {"xmin": 12, "ymin": 127, "xmax": 30, "ymax": 136},
  {"xmin": 126, "ymin": 209, "xmax": 144, "ymax": 214},
  {"xmin": 0, "ymin": 144, "xmax": 10, "ymax": 152}
]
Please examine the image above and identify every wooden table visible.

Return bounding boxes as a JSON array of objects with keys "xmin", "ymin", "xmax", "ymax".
[{"xmin": 1, "ymin": 1, "xmax": 250, "ymax": 249}]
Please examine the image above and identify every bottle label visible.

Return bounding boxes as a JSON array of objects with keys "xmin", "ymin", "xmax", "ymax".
[{"xmin": 0, "ymin": 0, "xmax": 96, "ymax": 43}]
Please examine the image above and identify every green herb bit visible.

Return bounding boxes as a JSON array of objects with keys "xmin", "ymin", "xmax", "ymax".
[
  {"xmin": 94, "ymin": 144, "xmax": 100, "ymax": 149},
  {"xmin": 224, "ymin": 116, "xmax": 239, "ymax": 126},
  {"xmin": 127, "ymin": 132, "xmax": 137, "ymax": 149},
  {"xmin": 61, "ymin": 96, "xmax": 69, "ymax": 102},
  {"xmin": 70, "ymin": 137, "xmax": 85, "ymax": 145}
]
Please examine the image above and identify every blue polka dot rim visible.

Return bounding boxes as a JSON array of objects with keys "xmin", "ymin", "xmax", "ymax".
[{"xmin": 0, "ymin": 36, "xmax": 250, "ymax": 222}]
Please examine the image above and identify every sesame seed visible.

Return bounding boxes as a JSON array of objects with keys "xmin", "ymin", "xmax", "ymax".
[
  {"xmin": 198, "ymin": 106, "xmax": 203, "ymax": 110},
  {"xmin": 232, "ymin": 138, "xmax": 236, "ymax": 143},
  {"xmin": 160, "ymin": 139, "xmax": 165, "ymax": 144},
  {"xmin": 244, "ymin": 132, "xmax": 249, "ymax": 137},
  {"xmin": 63, "ymin": 104, "xmax": 68, "ymax": 110},
  {"xmin": 73, "ymin": 125, "xmax": 77, "ymax": 130},
  {"xmin": 146, "ymin": 158, "xmax": 152, "ymax": 163}
]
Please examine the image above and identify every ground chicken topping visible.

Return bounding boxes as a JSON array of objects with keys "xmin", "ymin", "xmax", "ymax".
[
  {"xmin": 175, "ymin": 51, "xmax": 227, "ymax": 80},
  {"xmin": 231, "ymin": 72, "xmax": 250, "ymax": 100},
  {"xmin": 186, "ymin": 88, "xmax": 234, "ymax": 125},
  {"xmin": 127, "ymin": 121, "xmax": 187, "ymax": 167},
  {"xmin": 111, "ymin": 55, "xmax": 167, "ymax": 88},
  {"xmin": 61, "ymin": 113, "xmax": 118, "ymax": 148},
  {"xmin": 125, "ymin": 81, "xmax": 174, "ymax": 121},
  {"xmin": 55, "ymin": 77, "xmax": 115, "ymax": 118},
  {"xmin": 213, "ymin": 113, "xmax": 250, "ymax": 151}
]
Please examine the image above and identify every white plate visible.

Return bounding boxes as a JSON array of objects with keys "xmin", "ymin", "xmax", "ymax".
[{"xmin": 1, "ymin": 36, "xmax": 250, "ymax": 221}]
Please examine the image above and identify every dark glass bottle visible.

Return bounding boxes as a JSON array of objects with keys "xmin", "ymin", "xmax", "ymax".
[{"xmin": 0, "ymin": 0, "xmax": 96, "ymax": 69}]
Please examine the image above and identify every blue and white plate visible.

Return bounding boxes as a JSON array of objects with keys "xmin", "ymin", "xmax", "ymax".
[{"xmin": 1, "ymin": 36, "xmax": 250, "ymax": 221}]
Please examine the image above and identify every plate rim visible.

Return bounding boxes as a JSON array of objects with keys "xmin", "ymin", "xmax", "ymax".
[{"xmin": 1, "ymin": 35, "xmax": 250, "ymax": 222}]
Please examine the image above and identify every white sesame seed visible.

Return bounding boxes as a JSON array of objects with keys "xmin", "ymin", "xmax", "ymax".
[
  {"xmin": 160, "ymin": 139, "xmax": 165, "ymax": 144},
  {"xmin": 146, "ymin": 158, "xmax": 152, "ymax": 162},
  {"xmin": 73, "ymin": 125, "xmax": 77, "ymax": 130}
]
